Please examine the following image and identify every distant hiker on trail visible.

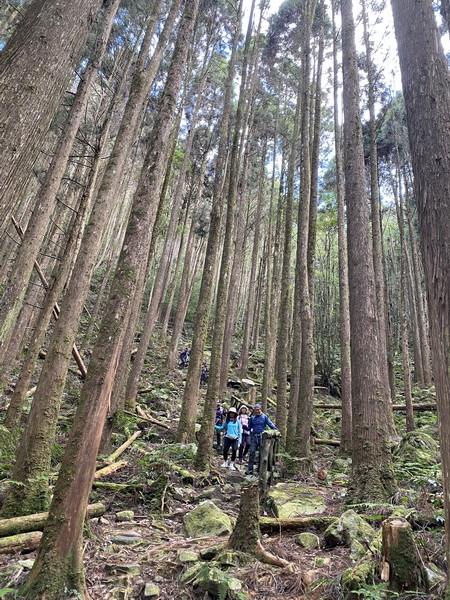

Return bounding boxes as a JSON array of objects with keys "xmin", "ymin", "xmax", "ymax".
[
  {"xmin": 215, "ymin": 406, "xmax": 242, "ymax": 471},
  {"xmin": 246, "ymin": 403, "xmax": 277, "ymax": 476},
  {"xmin": 237, "ymin": 405, "xmax": 251, "ymax": 465},
  {"xmin": 214, "ymin": 401, "xmax": 226, "ymax": 449},
  {"xmin": 200, "ymin": 362, "xmax": 208, "ymax": 385},
  {"xmin": 179, "ymin": 347, "xmax": 189, "ymax": 369}
]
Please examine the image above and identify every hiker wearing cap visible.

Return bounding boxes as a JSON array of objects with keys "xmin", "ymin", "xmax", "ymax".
[
  {"xmin": 215, "ymin": 407, "xmax": 242, "ymax": 470},
  {"xmin": 246, "ymin": 404, "xmax": 277, "ymax": 476}
]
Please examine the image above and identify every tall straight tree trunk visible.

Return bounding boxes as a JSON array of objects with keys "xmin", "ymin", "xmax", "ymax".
[
  {"xmin": 4, "ymin": 158, "xmax": 97, "ymax": 429},
  {"xmin": 260, "ymin": 142, "xmax": 284, "ymax": 412},
  {"xmin": 0, "ymin": 0, "xmax": 120, "ymax": 374},
  {"xmin": 124, "ymin": 48, "xmax": 212, "ymax": 407},
  {"xmin": 166, "ymin": 158, "xmax": 210, "ymax": 368},
  {"xmin": 0, "ymin": 0, "xmax": 103, "ymax": 235},
  {"xmin": 240, "ymin": 140, "xmax": 267, "ymax": 378},
  {"xmin": 404, "ymin": 183, "xmax": 432, "ymax": 386},
  {"xmin": 219, "ymin": 144, "xmax": 253, "ymax": 396},
  {"xmin": 332, "ymin": 0, "xmax": 352, "ymax": 454},
  {"xmin": 193, "ymin": 0, "xmax": 259, "ymax": 466},
  {"xmin": 277, "ymin": 79, "xmax": 302, "ymax": 449},
  {"xmin": 286, "ymin": 0, "xmax": 316, "ymax": 454},
  {"xmin": 392, "ymin": 165, "xmax": 414, "ymax": 432},
  {"xmin": 176, "ymin": 0, "xmax": 243, "ymax": 443},
  {"xmin": 20, "ymin": 0, "xmax": 201, "ymax": 596},
  {"xmin": 295, "ymin": 2, "xmax": 321, "ymax": 460},
  {"xmin": 0, "ymin": 0, "xmax": 181, "ymax": 519},
  {"xmin": 390, "ymin": 2, "xmax": 450, "ymax": 591},
  {"xmin": 361, "ymin": 0, "xmax": 396, "ymax": 433},
  {"xmin": 341, "ymin": 0, "xmax": 396, "ymax": 502}
]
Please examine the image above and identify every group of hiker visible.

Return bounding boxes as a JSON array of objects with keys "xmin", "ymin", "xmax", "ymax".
[
  {"xmin": 178, "ymin": 348, "xmax": 208, "ymax": 386},
  {"xmin": 215, "ymin": 402, "xmax": 277, "ymax": 475},
  {"xmin": 178, "ymin": 346, "xmax": 276, "ymax": 475}
]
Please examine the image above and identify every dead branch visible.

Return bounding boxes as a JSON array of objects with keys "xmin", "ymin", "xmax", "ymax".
[
  {"xmin": 94, "ymin": 460, "xmax": 128, "ymax": 479},
  {"xmin": 105, "ymin": 430, "xmax": 142, "ymax": 463}
]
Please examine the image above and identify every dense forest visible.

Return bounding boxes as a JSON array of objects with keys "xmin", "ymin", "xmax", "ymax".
[{"xmin": 1, "ymin": 0, "xmax": 450, "ymax": 598}]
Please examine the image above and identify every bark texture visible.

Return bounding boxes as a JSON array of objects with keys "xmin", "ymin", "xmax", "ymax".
[
  {"xmin": 341, "ymin": 0, "xmax": 396, "ymax": 502},
  {"xmin": 390, "ymin": 0, "xmax": 450, "ymax": 590},
  {"xmin": 0, "ymin": 0, "xmax": 103, "ymax": 234}
]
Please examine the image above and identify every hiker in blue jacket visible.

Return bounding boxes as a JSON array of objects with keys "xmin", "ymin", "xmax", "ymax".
[
  {"xmin": 215, "ymin": 407, "xmax": 242, "ymax": 471},
  {"xmin": 246, "ymin": 403, "xmax": 277, "ymax": 475}
]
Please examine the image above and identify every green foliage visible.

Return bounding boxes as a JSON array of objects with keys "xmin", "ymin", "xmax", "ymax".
[
  {"xmin": 354, "ymin": 582, "xmax": 394, "ymax": 600},
  {"xmin": 0, "ymin": 589, "xmax": 16, "ymax": 598}
]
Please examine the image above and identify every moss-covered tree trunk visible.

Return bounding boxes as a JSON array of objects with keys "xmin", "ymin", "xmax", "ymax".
[
  {"xmin": 0, "ymin": 0, "xmax": 120, "ymax": 381},
  {"xmin": 332, "ymin": 0, "xmax": 352, "ymax": 455},
  {"xmin": 20, "ymin": 0, "xmax": 201, "ymax": 595},
  {"xmin": 390, "ymin": 1, "xmax": 450, "ymax": 594},
  {"xmin": 227, "ymin": 484, "xmax": 261, "ymax": 552},
  {"xmin": 0, "ymin": 0, "xmax": 103, "ymax": 238},
  {"xmin": 341, "ymin": 0, "xmax": 397, "ymax": 502},
  {"xmin": 177, "ymin": 0, "xmax": 243, "ymax": 445}
]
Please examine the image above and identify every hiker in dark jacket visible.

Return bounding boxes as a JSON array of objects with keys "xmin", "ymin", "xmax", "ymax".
[
  {"xmin": 246, "ymin": 403, "xmax": 277, "ymax": 475},
  {"xmin": 214, "ymin": 402, "xmax": 226, "ymax": 449}
]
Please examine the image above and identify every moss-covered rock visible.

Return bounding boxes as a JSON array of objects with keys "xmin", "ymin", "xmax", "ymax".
[
  {"xmin": 341, "ymin": 562, "xmax": 375, "ymax": 599},
  {"xmin": 183, "ymin": 500, "xmax": 233, "ymax": 538},
  {"xmin": 296, "ymin": 532, "xmax": 320, "ymax": 549},
  {"xmin": 178, "ymin": 551, "xmax": 199, "ymax": 563},
  {"xmin": 183, "ymin": 564, "xmax": 244, "ymax": 599},
  {"xmin": 393, "ymin": 431, "xmax": 439, "ymax": 467},
  {"xmin": 115, "ymin": 510, "xmax": 135, "ymax": 522},
  {"xmin": 323, "ymin": 509, "xmax": 375, "ymax": 547},
  {"xmin": 266, "ymin": 483, "xmax": 326, "ymax": 518}
]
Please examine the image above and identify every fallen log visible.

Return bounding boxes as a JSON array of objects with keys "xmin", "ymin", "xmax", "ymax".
[
  {"xmin": 124, "ymin": 407, "xmax": 171, "ymax": 430},
  {"xmin": 313, "ymin": 403, "xmax": 437, "ymax": 411},
  {"xmin": 259, "ymin": 516, "xmax": 338, "ymax": 533},
  {"xmin": 0, "ymin": 531, "xmax": 42, "ymax": 554},
  {"xmin": 0, "ymin": 502, "xmax": 105, "ymax": 537},
  {"xmin": 94, "ymin": 460, "xmax": 127, "ymax": 479},
  {"xmin": 92, "ymin": 481, "xmax": 135, "ymax": 490},
  {"xmin": 313, "ymin": 438, "xmax": 341, "ymax": 446},
  {"xmin": 105, "ymin": 430, "xmax": 142, "ymax": 463}
]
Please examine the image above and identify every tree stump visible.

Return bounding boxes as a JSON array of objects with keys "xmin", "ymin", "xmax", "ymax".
[
  {"xmin": 380, "ymin": 517, "xmax": 426, "ymax": 592},
  {"xmin": 227, "ymin": 484, "xmax": 292, "ymax": 569},
  {"xmin": 227, "ymin": 484, "xmax": 261, "ymax": 553}
]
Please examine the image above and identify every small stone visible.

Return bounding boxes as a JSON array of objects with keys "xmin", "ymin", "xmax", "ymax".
[
  {"xmin": 99, "ymin": 517, "xmax": 109, "ymax": 525},
  {"xmin": 115, "ymin": 510, "xmax": 135, "ymax": 522},
  {"xmin": 154, "ymin": 575, "xmax": 164, "ymax": 583},
  {"xmin": 200, "ymin": 486, "xmax": 224, "ymax": 501},
  {"xmin": 105, "ymin": 563, "xmax": 140, "ymax": 575},
  {"xmin": 297, "ymin": 532, "xmax": 320, "ymax": 549},
  {"xmin": 111, "ymin": 535, "xmax": 141, "ymax": 545},
  {"xmin": 17, "ymin": 559, "xmax": 35, "ymax": 570},
  {"xmin": 143, "ymin": 583, "xmax": 160, "ymax": 598},
  {"xmin": 178, "ymin": 551, "xmax": 199, "ymax": 563},
  {"xmin": 114, "ymin": 530, "xmax": 142, "ymax": 538}
]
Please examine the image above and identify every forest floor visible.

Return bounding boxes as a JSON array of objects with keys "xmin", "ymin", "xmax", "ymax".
[{"xmin": 0, "ymin": 342, "xmax": 446, "ymax": 600}]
